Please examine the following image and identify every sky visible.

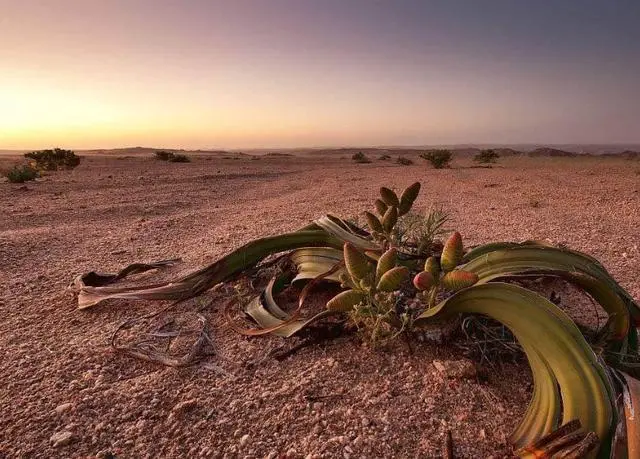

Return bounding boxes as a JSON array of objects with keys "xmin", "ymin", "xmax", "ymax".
[{"xmin": 1, "ymin": 0, "xmax": 639, "ymax": 149}]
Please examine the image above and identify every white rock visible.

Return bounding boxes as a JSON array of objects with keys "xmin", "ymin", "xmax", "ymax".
[
  {"xmin": 94, "ymin": 374, "xmax": 105, "ymax": 387},
  {"xmin": 50, "ymin": 431, "xmax": 75, "ymax": 447},
  {"xmin": 54, "ymin": 403, "xmax": 73, "ymax": 414},
  {"xmin": 239, "ymin": 434, "xmax": 249, "ymax": 447},
  {"xmin": 432, "ymin": 359, "xmax": 477, "ymax": 379}
]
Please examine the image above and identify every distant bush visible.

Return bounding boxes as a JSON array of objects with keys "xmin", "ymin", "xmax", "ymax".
[
  {"xmin": 396, "ymin": 156, "xmax": 413, "ymax": 165},
  {"xmin": 378, "ymin": 154, "xmax": 391, "ymax": 161},
  {"xmin": 155, "ymin": 151, "xmax": 191, "ymax": 163},
  {"xmin": 5, "ymin": 164, "xmax": 39, "ymax": 183},
  {"xmin": 155, "ymin": 151, "xmax": 173, "ymax": 161},
  {"xmin": 420, "ymin": 150, "xmax": 452, "ymax": 169},
  {"xmin": 168, "ymin": 153, "xmax": 190, "ymax": 163},
  {"xmin": 352, "ymin": 152, "xmax": 371, "ymax": 163},
  {"xmin": 474, "ymin": 149, "xmax": 500, "ymax": 164},
  {"xmin": 25, "ymin": 148, "xmax": 80, "ymax": 171}
]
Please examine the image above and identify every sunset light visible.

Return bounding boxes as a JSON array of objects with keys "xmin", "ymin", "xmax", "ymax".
[{"xmin": 2, "ymin": 1, "xmax": 639, "ymax": 149}]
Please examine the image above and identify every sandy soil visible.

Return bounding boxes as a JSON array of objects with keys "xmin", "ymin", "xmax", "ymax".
[{"xmin": 1, "ymin": 152, "xmax": 639, "ymax": 458}]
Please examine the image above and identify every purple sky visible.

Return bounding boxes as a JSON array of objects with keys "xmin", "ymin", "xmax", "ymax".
[{"xmin": 2, "ymin": 0, "xmax": 639, "ymax": 149}]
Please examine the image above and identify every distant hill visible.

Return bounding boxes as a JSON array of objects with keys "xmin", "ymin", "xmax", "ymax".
[
  {"xmin": 2, "ymin": 144, "xmax": 639, "ymax": 158},
  {"xmin": 492, "ymin": 148, "xmax": 522, "ymax": 157},
  {"xmin": 602, "ymin": 150, "xmax": 640, "ymax": 160},
  {"xmin": 527, "ymin": 147, "xmax": 578, "ymax": 157},
  {"xmin": 549, "ymin": 144, "xmax": 640, "ymax": 155},
  {"xmin": 80, "ymin": 147, "xmax": 234, "ymax": 156}
]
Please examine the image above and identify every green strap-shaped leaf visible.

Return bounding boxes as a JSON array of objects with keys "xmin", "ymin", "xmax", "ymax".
[
  {"xmin": 462, "ymin": 243, "xmax": 638, "ymax": 323},
  {"xmin": 461, "ymin": 245, "xmax": 640, "ymax": 356},
  {"xmin": 76, "ymin": 230, "xmax": 346, "ymax": 308},
  {"xmin": 415, "ymin": 283, "xmax": 615, "ymax": 455}
]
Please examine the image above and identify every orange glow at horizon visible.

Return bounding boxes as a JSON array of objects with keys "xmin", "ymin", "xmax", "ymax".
[{"xmin": 1, "ymin": 1, "xmax": 639, "ymax": 150}]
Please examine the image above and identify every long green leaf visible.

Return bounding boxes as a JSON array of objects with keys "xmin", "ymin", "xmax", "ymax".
[
  {"xmin": 463, "ymin": 244, "xmax": 639, "ymax": 321},
  {"xmin": 415, "ymin": 283, "xmax": 615, "ymax": 455},
  {"xmin": 76, "ymin": 230, "xmax": 344, "ymax": 308},
  {"xmin": 462, "ymin": 245, "xmax": 640, "ymax": 337}
]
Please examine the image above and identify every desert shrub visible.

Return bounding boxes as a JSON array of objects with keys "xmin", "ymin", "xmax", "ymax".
[
  {"xmin": 420, "ymin": 150, "xmax": 452, "ymax": 169},
  {"xmin": 25, "ymin": 148, "xmax": 80, "ymax": 171},
  {"xmin": 168, "ymin": 153, "xmax": 190, "ymax": 163},
  {"xmin": 352, "ymin": 152, "xmax": 371, "ymax": 163},
  {"xmin": 474, "ymin": 149, "xmax": 500, "ymax": 164},
  {"xmin": 265, "ymin": 152, "xmax": 293, "ymax": 157},
  {"xmin": 5, "ymin": 164, "xmax": 39, "ymax": 183},
  {"xmin": 396, "ymin": 156, "xmax": 413, "ymax": 165},
  {"xmin": 155, "ymin": 151, "xmax": 173, "ymax": 161},
  {"xmin": 155, "ymin": 151, "xmax": 191, "ymax": 163},
  {"xmin": 378, "ymin": 154, "xmax": 391, "ymax": 161}
]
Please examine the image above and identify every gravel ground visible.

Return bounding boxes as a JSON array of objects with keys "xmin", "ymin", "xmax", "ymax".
[{"xmin": 1, "ymin": 152, "xmax": 638, "ymax": 458}]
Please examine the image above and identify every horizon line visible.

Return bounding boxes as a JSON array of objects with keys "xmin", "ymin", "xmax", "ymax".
[{"xmin": 3, "ymin": 141, "xmax": 640, "ymax": 153}]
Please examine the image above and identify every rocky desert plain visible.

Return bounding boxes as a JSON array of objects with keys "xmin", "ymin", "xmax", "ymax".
[{"xmin": 1, "ymin": 148, "xmax": 639, "ymax": 458}]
